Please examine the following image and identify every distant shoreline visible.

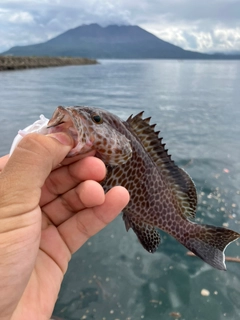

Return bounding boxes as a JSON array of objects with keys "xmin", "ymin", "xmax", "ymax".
[{"xmin": 0, "ymin": 56, "xmax": 98, "ymax": 71}]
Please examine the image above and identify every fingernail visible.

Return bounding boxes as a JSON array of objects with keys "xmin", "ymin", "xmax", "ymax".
[{"xmin": 47, "ymin": 132, "xmax": 73, "ymax": 146}]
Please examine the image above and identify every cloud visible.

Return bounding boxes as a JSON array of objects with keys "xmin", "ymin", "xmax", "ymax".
[
  {"xmin": 0, "ymin": 0, "xmax": 240, "ymax": 53},
  {"xmin": 8, "ymin": 11, "xmax": 34, "ymax": 23},
  {"xmin": 143, "ymin": 23, "xmax": 240, "ymax": 53},
  {"xmin": 132, "ymin": 0, "xmax": 240, "ymax": 25}
]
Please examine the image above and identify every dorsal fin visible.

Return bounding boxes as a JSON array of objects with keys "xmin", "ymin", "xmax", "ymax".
[{"xmin": 125, "ymin": 112, "xmax": 197, "ymax": 220}]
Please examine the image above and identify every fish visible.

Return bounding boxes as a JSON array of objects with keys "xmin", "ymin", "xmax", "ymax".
[{"xmin": 47, "ymin": 106, "xmax": 240, "ymax": 270}]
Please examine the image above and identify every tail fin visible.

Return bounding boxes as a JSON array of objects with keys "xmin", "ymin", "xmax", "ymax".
[{"xmin": 183, "ymin": 224, "xmax": 240, "ymax": 270}]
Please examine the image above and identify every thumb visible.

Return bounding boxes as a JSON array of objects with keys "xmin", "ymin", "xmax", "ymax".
[{"xmin": 0, "ymin": 132, "xmax": 74, "ymax": 216}]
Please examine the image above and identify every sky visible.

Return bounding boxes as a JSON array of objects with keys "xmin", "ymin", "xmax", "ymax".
[{"xmin": 0, "ymin": 0, "xmax": 240, "ymax": 54}]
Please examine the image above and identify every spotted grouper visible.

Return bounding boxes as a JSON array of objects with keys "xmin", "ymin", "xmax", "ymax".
[{"xmin": 47, "ymin": 106, "xmax": 240, "ymax": 270}]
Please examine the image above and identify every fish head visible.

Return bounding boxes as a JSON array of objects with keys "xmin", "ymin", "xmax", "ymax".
[{"xmin": 47, "ymin": 106, "xmax": 132, "ymax": 166}]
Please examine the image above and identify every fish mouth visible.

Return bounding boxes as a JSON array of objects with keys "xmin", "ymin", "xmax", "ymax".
[
  {"xmin": 47, "ymin": 106, "xmax": 84, "ymax": 156},
  {"xmin": 47, "ymin": 106, "xmax": 78, "ymax": 141},
  {"xmin": 47, "ymin": 106, "xmax": 95, "ymax": 157}
]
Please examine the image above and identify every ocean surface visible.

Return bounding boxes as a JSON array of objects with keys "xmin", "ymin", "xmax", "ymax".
[{"xmin": 0, "ymin": 60, "xmax": 240, "ymax": 320}]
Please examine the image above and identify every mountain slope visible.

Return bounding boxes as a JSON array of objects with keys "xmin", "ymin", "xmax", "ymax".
[{"xmin": 2, "ymin": 24, "xmax": 240, "ymax": 59}]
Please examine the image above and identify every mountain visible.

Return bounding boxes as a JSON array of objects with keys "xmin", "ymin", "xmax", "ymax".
[{"xmin": 2, "ymin": 23, "xmax": 240, "ymax": 59}]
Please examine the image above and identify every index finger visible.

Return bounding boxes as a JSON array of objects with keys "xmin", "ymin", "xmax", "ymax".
[{"xmin": 40, "ymin": 156, "xmax": 107, "ymax": 206}]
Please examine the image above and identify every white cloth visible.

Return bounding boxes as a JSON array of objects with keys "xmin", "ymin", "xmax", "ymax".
[{"xmin": 10, "ymin": 115, "xmax": 49, "ymax": 155}]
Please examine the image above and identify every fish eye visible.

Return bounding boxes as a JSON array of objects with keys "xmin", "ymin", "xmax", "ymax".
[{"xmin": 91, "ymin": 113, "xmax": 103, "ymax": 124}]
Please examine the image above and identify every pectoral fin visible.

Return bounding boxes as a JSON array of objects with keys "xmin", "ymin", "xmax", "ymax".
[{"xmin": 123, "ymin": 212, "xmax": 161, "ymax": 253}]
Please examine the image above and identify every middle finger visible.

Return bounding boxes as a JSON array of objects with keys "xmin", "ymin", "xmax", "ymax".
[
  {"xmin": 42, "ymin": 179, "xmax": 105, "ymax": 226},
  {"xmin": 40, "ymin": 156, "xmax": 106, "ymax": 206}
]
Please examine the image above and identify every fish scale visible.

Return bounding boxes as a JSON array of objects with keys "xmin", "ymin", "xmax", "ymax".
[{"xmin": 48, "ymin": 106, "xmax": 240, "ymax": 270}]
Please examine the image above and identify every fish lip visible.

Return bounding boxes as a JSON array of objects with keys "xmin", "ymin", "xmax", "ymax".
[
  {"xmin": 47, "ymin": 106, "xmax": 77, "ymax": 128},
  {"xmin": 47, "ymin": 106, "xmax": 80, "ymax": 148},
  {"xmin": 47, "ymin": 106, "xmax": 95, "ymax": 157}
]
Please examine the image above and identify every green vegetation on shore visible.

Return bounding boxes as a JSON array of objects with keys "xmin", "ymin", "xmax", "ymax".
[{"xmin": 0, "ymin": 56, "xmax": 98, "ymax": 71}]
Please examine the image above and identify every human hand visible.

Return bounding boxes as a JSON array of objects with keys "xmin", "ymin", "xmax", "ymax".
[{"xmin": 0, "ymin": 133, "xmax": 129, "ymax": 320}]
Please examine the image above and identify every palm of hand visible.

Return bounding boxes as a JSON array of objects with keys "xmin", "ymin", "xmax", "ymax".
[{"xmin": 0, "ymin": 135, "xmax": 129, "ymax": 319}]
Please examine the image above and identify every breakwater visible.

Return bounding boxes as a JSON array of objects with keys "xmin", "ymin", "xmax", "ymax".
[{"xmin": 0, "ymin": 56, "xmax": 98, "ymax": 71}]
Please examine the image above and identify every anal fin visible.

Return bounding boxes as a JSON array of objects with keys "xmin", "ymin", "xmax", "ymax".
[{"xmin": 123, "ymin": 212, "xmax": 161, "ymax": 253}]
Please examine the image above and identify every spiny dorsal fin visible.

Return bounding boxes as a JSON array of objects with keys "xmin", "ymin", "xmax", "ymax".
[{"xmin": 126, "ymin": 112, "xmax": 197, "ymax": 220}]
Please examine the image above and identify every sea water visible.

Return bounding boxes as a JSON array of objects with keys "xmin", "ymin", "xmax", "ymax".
[{"xmin": 0, "ymin": 59, "xmax": 240, "ymax": 320}]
